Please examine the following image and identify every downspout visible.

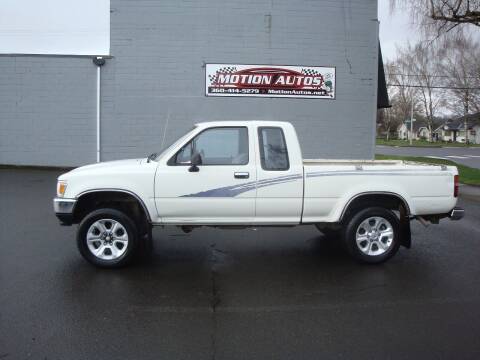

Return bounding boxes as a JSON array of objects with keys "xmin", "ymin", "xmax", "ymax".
[
  {"xmin": 93, "ymin": 57, "xmax": 106, "ymax": 162},
  {"xmin": 371, "ymin": 20, "xmax": 379, "ymax": 159}
]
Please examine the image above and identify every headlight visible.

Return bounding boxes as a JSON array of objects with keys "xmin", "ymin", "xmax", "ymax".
[{"xmin": 57, "ymin": 181, "xmax": 67, "ymax": 197}]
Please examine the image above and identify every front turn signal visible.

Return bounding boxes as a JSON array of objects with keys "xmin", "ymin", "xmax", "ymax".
[{"xmin": 57, "ymin": 181, "xmax": 67, "ymax": 197}]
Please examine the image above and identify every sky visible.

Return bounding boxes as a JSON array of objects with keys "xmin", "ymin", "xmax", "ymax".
[
  {"xmin": 378, "ymin": 1, "xmax": 421, "ymax": 62},
  {"xmin": 379, "ymin": 0, "xmax": 480, "ymax": 63}
]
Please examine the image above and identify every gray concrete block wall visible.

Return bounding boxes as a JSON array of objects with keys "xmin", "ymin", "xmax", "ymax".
[
  {"xmin": 0, "ymin": 57, "xmax": 97, "ymax": 166},
  {"xmin": 0, "ymin": 0, "xmax": 378, "ymax": 166}
]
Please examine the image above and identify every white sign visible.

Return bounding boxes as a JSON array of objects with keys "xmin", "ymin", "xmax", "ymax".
[
  {"xmin": 0, "ymin": 0, "xmax": 110, "ymax": 56},
  {"xmin": 206, "ymin": 64, "xmax": 335, "ymax": 99}
]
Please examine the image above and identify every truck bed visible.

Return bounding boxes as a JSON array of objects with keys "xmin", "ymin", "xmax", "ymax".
[{"xmin": 301, "ymin": 158, "xmax": 457, "ymax": 223}]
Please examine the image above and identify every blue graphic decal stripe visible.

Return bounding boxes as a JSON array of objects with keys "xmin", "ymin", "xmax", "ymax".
[{"xmin": 181, "ymin": 173, "xmax": 303, "ymax": 197}]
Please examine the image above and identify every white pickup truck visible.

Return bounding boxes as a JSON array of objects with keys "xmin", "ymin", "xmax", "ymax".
[{"xmin": 54, "ymin": 121, "xmax": 464, "ymax": 267}]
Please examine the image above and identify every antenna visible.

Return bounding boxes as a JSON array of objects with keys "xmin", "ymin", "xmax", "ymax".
[{"xmin": 160, "ymin": 110, "xmax": 171, "ymax": 149}]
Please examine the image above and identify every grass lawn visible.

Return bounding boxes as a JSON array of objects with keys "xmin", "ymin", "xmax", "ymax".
[
  {"xmin": 375, "ymin": 154, "xmax": 480, "ymax": 186},
  {"xmin": 376, "ymin": 138, "xmax": 480, "ymax": 148}
]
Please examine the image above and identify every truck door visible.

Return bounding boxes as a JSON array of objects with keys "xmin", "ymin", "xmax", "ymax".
[
  {"xmin": 254, "ymin": 126, "xmax": 304, "ymax": 224},
  {"xmin": 154, "ymin": 126, "xmax": 257, "ymax": 224}
]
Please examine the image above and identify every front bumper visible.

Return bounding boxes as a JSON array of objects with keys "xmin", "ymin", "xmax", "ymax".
[{"xmin": 53, "ymin": 198, "xmax": 76, "ymax": 225}]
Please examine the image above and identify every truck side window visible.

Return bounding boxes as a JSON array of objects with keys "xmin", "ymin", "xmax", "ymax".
[
  {"xmin": 176, "ymin": 142, "xmax": 192, "ymax": 164},
  {"xmin": 258, "ymin": 127, "xmax": 289, "ymax": 171},
  {"xmin": 174, "ymin": 127, "xmax": 248, "ymax": 165}
]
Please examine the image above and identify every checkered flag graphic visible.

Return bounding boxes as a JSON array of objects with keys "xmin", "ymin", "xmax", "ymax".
[
  {"xmin": 301, "ymin": 68, "xmax": 333, "ymax": 93},
  {"xmin": 208, "ymin": 66, "xmax": 237, "ymax": 84},
  {"xmin": 301, "ymin": 68, "xmax": 322, "ymax": 76},
  {"xmin": 220, "ymin": 66, "xmax": 237, "ymax": 73}
]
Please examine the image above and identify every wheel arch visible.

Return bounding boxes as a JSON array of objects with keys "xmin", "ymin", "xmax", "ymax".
[
  {"xmin": 72, "ymin": 189, "xmax": 151, "ymax": 226},
  {"xmin": 339, "ymin": 191, "xmax": 411, "ymax": 222}
]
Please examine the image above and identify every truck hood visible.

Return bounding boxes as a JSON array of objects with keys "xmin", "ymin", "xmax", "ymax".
[{"xmin": 60, "ymin": 158, "xmax": 146, "ymax": 178}]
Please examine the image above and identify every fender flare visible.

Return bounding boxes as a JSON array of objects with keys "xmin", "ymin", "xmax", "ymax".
[
  {"xmin": 76, "ymin": 188, "xmax": 152, "ymax": 223},
  {"xmin": 339, "ymin": 191, "xmax": 411, "ymax": 221}
]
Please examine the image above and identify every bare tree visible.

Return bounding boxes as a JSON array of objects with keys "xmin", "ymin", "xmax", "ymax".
[
  {"xmin": 384, "ymin": 59, "xmax": 425, "ymax": 141},
  {"xmin": 439, "ymin": 34, "xmax": 480, "ymax": 142},
  {"xmin": 411, "ymin": 43, "xmax": 445, "ymax": 140},
  {"xmin": 378, "ymin": 97, "xmax": 403, "ymax": 140},
  {"xmin": 386, "ymin": 60, "xmax": 417, "ymax": 124},
  {"xmin": 386, "ymin": 44, "xmax": 442, "ymax": 140},
  {"xmin": 390, "ymin": 0, "xmax": 480, "ymax": 38},
  {"xmin": 471, "ymin": 88, "xmax": 480, "ymax": 113}
]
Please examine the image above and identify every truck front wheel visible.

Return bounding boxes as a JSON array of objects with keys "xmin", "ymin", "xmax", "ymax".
[
  {"xmin": 343, "ymin": 207, "xmax": 400, "ymax": 264},
  {"xmin": 77, "ymin": 208, "xmax": 139, "ymax": 268}
]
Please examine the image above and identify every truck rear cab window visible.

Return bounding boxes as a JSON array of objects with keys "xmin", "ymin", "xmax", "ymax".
[
  {"xmin": 173, "ymin": 127, "xmax": 249, "ymax": 165},
  {"xmin": 258, "ymin": 127, "xmax": 289, "ymax": 171}
]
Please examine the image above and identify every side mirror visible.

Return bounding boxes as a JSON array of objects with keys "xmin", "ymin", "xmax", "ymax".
[{"xmin": 189, "ymin": 152, "xmax": 202, "ymax": 172}]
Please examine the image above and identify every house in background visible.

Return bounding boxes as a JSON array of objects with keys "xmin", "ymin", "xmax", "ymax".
[
  {"xmin": 434, "ymin": 113, "xmax": 480, "ymax": 144},
  {"xmin": 434, "ymin": 120, "xmax": 462, "ymax": 142},
  {"xmin": 456, "ymin": 123, "xmax": 477, "ymax": 143},
  {"xmin": 472, "ymin": 122, "xmax": 480, "ymax": 144},
  {"xmin": 417, "ymin": 126, "xmax": 431, "ymax": 139},
  {"xmin": 397, "ymin": 120, "xmax": 431, "ymax": 141},
  {"xmin": 462, "ymin": 113, "xmax": 480, "ymax": 144}
]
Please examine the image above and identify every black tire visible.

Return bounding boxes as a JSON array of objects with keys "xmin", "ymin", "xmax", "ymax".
[
  {"xmin": 77, "ymin": 208, "xmax": 140, "ymax": 268},
  {"xmin": 343, "ymin": 207, "xmax": 400, "ymax": 264}
]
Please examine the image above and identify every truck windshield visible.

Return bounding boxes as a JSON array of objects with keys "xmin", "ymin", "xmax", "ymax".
[{"xmin": 149, "ymin": 126, "xmax": 197, "ymax": 161}]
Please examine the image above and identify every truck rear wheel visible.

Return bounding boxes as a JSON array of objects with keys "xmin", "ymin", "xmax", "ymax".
[
  {"xmin": 77, "ymin": 208, "xmax": 139, "ymax": 268},
  {"xmin": 343, "ymin": 207, "xmax": 400, "ymax": 264}
]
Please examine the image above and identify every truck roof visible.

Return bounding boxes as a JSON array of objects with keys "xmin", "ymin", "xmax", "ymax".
[{"xmin": 194, "ymin": 120, "xmax": 293, "ymax": 128}]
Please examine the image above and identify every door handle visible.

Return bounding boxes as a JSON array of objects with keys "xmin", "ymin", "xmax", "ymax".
[{"xmin": 234, "ymin": 172, "xmax": 249, "ymax": 179}]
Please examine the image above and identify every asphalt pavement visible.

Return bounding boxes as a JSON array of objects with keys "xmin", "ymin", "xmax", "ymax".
[
  {"xmin": 1, "ymin": 168, "xmax": 480, "ymax": 360},
  {"xmin": 376, "ymin": 145, "xmax": 480, "ymax": 169}
]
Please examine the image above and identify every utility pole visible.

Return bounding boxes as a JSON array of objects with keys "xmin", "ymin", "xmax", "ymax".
[
  {"xmin": 464, "ymin": 90, "xmax": 469, "ymax": 144},
  {"xmin": 410, "ymin": 99, "xmax": 414, "ymax": 146}
]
